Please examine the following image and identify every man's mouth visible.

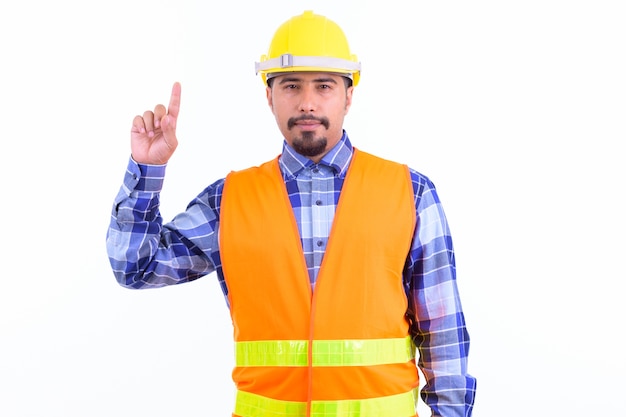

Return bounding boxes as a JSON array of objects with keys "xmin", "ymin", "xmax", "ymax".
[
  {"xmin": 288, "ymin": 116, "xmax": 330, "ymax": 129},
  {"xmin": 296, "ymin": 120, "xmax": 321, "ymax": 130}
]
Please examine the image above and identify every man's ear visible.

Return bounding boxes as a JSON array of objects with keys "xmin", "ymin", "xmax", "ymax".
[
  {"xmin": 266, "ymin": 85, "xmax": 273, "ymax": 110},
  {"xmin": 345, "ymin": 86, "xmax": 354, "ymax": 113}
]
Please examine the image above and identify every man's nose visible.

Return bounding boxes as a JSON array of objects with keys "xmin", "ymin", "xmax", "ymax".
[{"xmin": 298, "ymin": 86, "xmax": 317, "ymax": 112}]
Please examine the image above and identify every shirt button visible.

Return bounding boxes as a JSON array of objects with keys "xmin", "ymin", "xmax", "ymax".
[
  {"xmin": 316, "ymin": 240, "xmax": 324, "ymax": 247},
  {"xmin": 315, "ymin": 199, "xmax": 322, "ymax": 206},
  {"xmin": 312, "ymin": 168, "xmax": 319, "ymax": 173}
]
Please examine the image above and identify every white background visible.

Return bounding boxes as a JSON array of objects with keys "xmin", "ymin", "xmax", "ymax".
[{"xmin": 1, "ymin": 1, "xmax": 625, "ymax": 416}]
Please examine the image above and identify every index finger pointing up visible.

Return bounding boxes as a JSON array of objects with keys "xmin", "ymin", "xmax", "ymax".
[{"xmin": 168, "ymin": 82, "xmax": 181, "ymax": 119}]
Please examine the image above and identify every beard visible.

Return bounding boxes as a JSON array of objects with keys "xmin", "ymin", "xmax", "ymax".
[
  {"xmin": 291, "ymin": 131, "xmax": 328, "ymax": 157},
  {"xmin": 287, "ymin": 115, "xmax": 330, "ymax": 158}
]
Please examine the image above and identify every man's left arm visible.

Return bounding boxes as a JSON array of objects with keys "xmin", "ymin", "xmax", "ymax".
[{"xmin": 406, "ymin": 172, "xmax": 477, "ymax": 417}]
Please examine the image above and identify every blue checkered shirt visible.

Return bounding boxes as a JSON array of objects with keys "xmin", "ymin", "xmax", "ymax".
[{"xmin": 106, "ymin": 132, "xmax": 476, "ymax": 416}]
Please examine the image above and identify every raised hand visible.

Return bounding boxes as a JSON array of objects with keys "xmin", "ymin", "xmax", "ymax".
[{"xmin": 130, "ymin": 82, "xmax": 181, "ymax": 165}]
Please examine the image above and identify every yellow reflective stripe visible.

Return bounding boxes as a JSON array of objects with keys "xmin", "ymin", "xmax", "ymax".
[
  {"xmin": 235, "ymin": 340, "xmax": 308, "ymax": 366},
  {"xmin": 235, "ymin": 337, "xmax": 415, "ymax": 367},
  {"xmin": 312, "ymin": 337, "xmax": 415, "ymax": 366},
  {"xmin": 235, "ymin": 390, "xmax": 305, "ymax": 417},
  {"xmin": 235, "ymin": 389, "xmax": 417, "ymax": 417}
]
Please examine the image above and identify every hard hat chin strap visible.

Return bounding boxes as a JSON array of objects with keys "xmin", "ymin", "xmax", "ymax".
[{"xmin": 255, "ymin": 53, "xmax": 361, "ymax": 75}]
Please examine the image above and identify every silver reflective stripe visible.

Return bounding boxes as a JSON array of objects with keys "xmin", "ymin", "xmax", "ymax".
[{"xmin": 255, "ymin": 54, "xmax": 361, "ymax": 74}]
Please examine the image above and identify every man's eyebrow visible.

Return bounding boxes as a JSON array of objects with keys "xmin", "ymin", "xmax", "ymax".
[
  {"xmin": 277, "ymin": 77, "xmax": 301, "ymax": 85},
  {"xmin": 313, "ymin": 77, "xmax": 338, "ymax": 84}
]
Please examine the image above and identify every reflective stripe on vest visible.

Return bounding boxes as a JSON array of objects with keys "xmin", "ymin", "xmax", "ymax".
[
  {"xmin": 235, "ymin": 336, "xmax": 415, "ymax": 367},
  {"xmin": 235, "ymin": 389, "xmax": 417, "ymax": 417}
]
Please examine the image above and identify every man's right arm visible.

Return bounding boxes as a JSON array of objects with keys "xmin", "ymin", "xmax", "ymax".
[{"xmin": 105, "ymin": 158, "xmax": 218, "ymax": 289}]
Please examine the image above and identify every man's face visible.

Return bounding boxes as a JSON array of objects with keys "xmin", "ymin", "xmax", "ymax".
[{"xmin": 266, "ymin": 72, "xmax": 353, "ymax": 162}]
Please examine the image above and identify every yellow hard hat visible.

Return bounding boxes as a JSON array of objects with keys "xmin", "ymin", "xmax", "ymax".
[{"xmin": 255, "ymin": 10, "xmax": 361, "ymax": 86}]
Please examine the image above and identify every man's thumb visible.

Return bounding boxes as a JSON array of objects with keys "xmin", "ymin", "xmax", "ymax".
[
  {"xmin": 161, "ymin": 115, "xmax": 178, "ymax": 150},
  {"xmin": 162, "ymin": 114, "xmax": 176, "ymax": 132}
]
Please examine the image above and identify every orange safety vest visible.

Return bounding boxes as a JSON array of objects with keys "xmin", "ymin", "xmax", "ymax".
[{"xmin": 220, "ymin": 149, "xmax": 419, "ymax": 417}]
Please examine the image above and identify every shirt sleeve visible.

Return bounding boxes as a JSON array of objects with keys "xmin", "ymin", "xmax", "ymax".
[
  {"xmin": 105, "ymin": 157, "xmax": 221, "ymax": 289},
  {"xmin": 405, "ymin": 170, "xmax": 477, "ymax": 417}
]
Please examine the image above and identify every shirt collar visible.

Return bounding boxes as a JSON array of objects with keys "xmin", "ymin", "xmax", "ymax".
[{"xmin": 279, "ymin": 130, "xmax": 353, "ymax": 180}]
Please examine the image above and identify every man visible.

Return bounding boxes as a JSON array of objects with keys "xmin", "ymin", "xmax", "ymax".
[{"xmin": 107, "ymin": 10, "xmax": 476, "ymax": 417}]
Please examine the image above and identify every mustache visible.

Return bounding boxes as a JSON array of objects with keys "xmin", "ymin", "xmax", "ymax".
[{"xmin": 287, "ymin": 115, "xmax": 330, "ymax": 129}]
